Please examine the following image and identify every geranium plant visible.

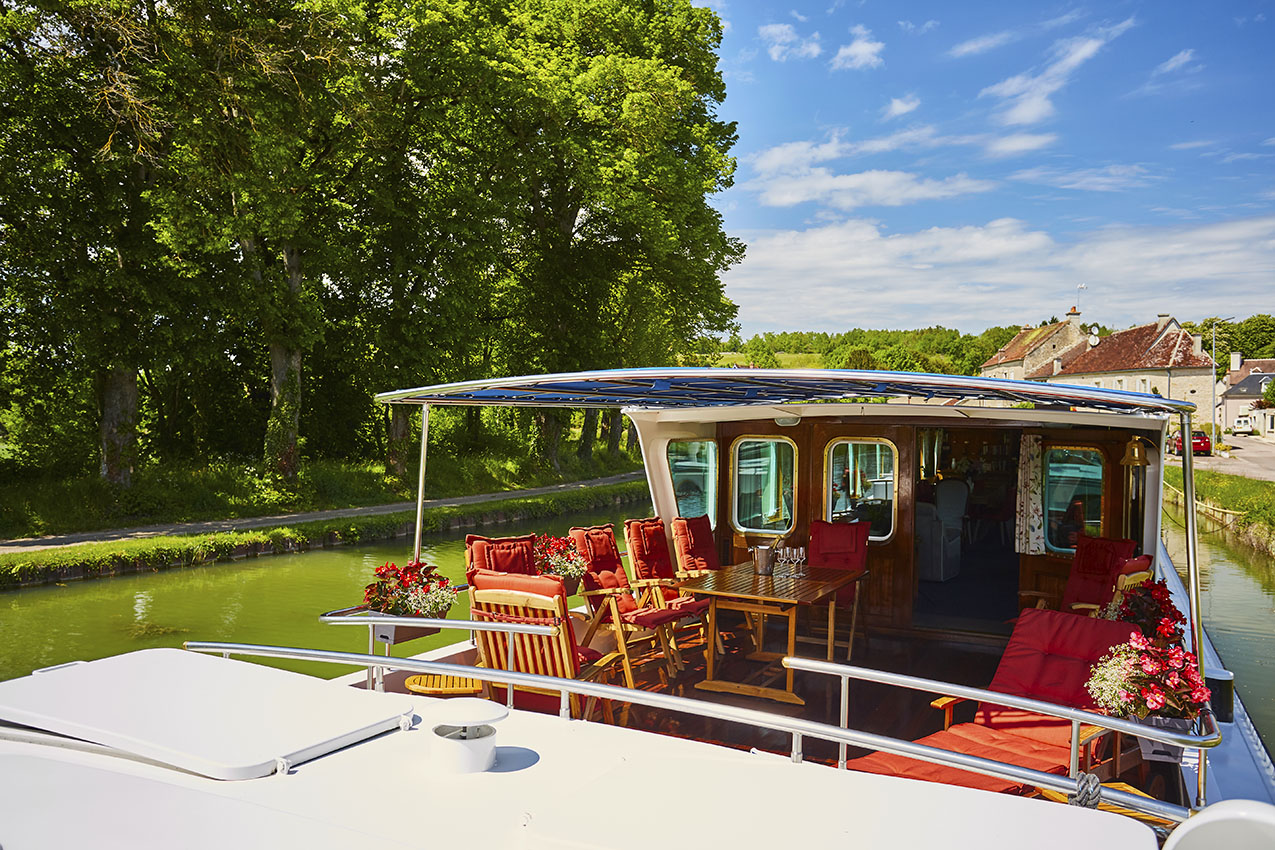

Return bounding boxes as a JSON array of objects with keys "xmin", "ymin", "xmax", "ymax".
[
  {"xmin": 533, "ymin": 534, "xmax": 587, "ymax": 581},
  {"xmin": 362, "ymin": 560, "xmax": 457, "ymax": 618},
  {"xmin": 1088, "ymin": 579, "xmax": 1209, "ymax": 720}
]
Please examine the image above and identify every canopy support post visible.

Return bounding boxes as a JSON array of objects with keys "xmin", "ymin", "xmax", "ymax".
[
  {"xmin": 1179, "ymin": 411, "xmax": 1208, "ymax": 809},
  {"xmin": 412, "ymin": 405, "xmax": 430, "ymax": 565}
]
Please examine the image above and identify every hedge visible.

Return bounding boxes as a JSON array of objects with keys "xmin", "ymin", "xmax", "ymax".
[{"xmin": 0, "ymin": 480, "xmax": 650, "ymax": 591}]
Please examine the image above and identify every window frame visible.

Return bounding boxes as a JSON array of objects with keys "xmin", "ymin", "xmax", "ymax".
[
  {"xmin": 822, "ymin": 437, "xmax": 899, "ymax": 543},
  {"xmin": 666, "ymin": 439, "xmax": 719, "ymax": 529},
  {"xmin": 1042, "ymin": 444, "xmax": 1107, "ymax": 555},
  {"xmin": 729, "ymin": 435, "xmax": 799, "ymax": 537}
]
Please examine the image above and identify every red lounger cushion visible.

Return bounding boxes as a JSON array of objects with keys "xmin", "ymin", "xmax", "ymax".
[
  {"xmin": 1061, "ymin": 535, "xmax": 1138, "ymax": 609},
  {"xmin": 625, "ymin": 517, "xmax": 680, "ymax": 603},
  {"xmin": 569, "ymin": 524, "xmax": 638, "ymax": 616},
  {"xmin": 466, "ymin": 533, "xmax": 537, "ymax": 579},
  {"xmin": 673, "ymin": 514, "xmax": 720, "ymax": 572},
  {"xmin": 807, "ymin": 519, "xmax": 869, "ymax": 606}
]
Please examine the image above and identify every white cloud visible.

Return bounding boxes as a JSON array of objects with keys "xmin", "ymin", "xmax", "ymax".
[
  {"xmin": 981, "ymin": 18, "xmax": 1135, "ymax": 125},
  {"xmin": 1012, "ymin": 164, "xmax": 1157, "ymax": 192},
  {"xmin": 881, "ymin": 95, "xmax": 920, "ymax": 120},
  {"xmin": 831, "ymin": 24, "xmax": 884, "ymax": 70},
  {"xmin": 1221, "ymin": 152, "xmax": 1273, "ymax": 163},
  {"xmin": 750, "ymin": 126, "xmax": 967, "ymax": 176},
  {"xmin": 948, "ymin": 31, "xmax": 1015, "ymax": 58},
  {"xmin": 984, "ymin": 133, "xmax": 1058, "ymax": 157},
  {"xmin": 898, "ymin": 20, "xmax": 939, "ymax": 34},
  {"xmin": 791, "ymin": 10, "xmax": 808, "ymax": 23},
  {"xmin": 1153, "ymin": 49, "xmax": 1196, "ymax": 76},
  {"xmin": 1170, "ymin": 140, "xmax": 1215, "ymax": 150},
  {"xmin": 1264, "ymin": 138, "xmax": 1275, "ymax": 147},
  {"xmin": 722, "ymin": 215, "xmax": 1275, "ymax": 333},
  {"xmin": 749, "ymin": 168, "xmax": 995, "ymax": 210},
  {"xmin": 759, "ymin": 23, "xmax": 822, "ymax": 61}
]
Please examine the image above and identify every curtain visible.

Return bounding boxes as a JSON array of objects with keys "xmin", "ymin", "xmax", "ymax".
[{"xmin": 1015, "ymin": 434, "xmax": 1045, "ymax": 555}]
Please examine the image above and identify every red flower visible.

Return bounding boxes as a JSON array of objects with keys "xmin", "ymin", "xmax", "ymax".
[
  {"xmin": 1190, "ymin": 686, "xmax": 1211, "ymax": 704},
  {"xmin": 1142, "ymin": 687, "xmax": 1167, "ymax": 711}
]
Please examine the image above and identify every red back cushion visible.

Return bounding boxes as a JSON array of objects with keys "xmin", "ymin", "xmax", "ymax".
[
  {"xmin": 983, "ymin": 608, "xmax": 1135, "ymax": 712},
  {"xmin": 808, "ymin": 519, "xmax": 870, "ymax": 606},
  {"xmin": 624, "ymin": 517, "xmax": 678, "ymax": 602},
  {"xmin": 465, "ymin": 534, "xmax": 537, "ymax": 580},
  {"xmin": 672, "ymin": 514, "xmax": 720, "ymax": 572},
  {"xmin": 568, "ymin": 524, "xmax": 637, "ymax": 615},
  {"xmin": 1061, "ymin": 535, "xmax": 1138, "ymax": 608}
]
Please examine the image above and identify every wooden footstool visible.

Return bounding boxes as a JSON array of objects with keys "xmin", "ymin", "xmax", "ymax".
[{"xmin": 404, "ymin": 673, "xmax": 483, "ymax": 696}]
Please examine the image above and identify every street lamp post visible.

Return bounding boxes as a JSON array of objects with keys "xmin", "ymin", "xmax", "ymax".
[{"xmin": 1212, "ymin": 316, "xmax": 1235, "ymax": 442}]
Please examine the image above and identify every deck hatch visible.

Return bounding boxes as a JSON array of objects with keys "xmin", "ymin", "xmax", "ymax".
[{"xmin": 0, "ymin": 649, "xmax": 414, "ymax": 780}]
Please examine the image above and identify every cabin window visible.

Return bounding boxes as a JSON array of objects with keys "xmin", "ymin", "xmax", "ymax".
[
  {"xmin": 825, "ymin": 439, "xmax": 896, "ymax": 540},
  {"xmin": 1044, "ymin": 447, "xmax": 1105, "ymax": 553},
  {"xmin": 667, "ymin": 440, "xmax": 717, "ymax": 526},
  {"xmin": 731, "ymin": 437, "xmax": 796, "ymax": 535}
]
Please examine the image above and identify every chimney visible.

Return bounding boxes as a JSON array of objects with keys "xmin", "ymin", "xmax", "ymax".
[
  {"xmin": 1156, "ymin": 313, "xmax": 1171, "ymax": 332},
  {"xmin": 1066, "ymin": 306, "xmax": 1082, "ymax": 327},
  {"xmin": 1053, "ymin": 357, "xmax": 1062, "ymax": 375},
  {"xmin": 1231, "ymin": 352, "xmax": 1242, "ymax": 372},
  {"xmin": 1191, "ymin": 334, "xmax": 1203, "ymax": 358}
]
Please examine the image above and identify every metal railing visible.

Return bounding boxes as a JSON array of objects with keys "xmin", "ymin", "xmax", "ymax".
[
  {"xmin": 183, "ymin": 641, "xmax": 1195, "ymax": 824},
  {"xmin": 787, "ymin": 657, "xmax": 1220, "ymax": 804},
  {"xmin": 318, "ymin": 608, "xmax": 555, "ymax": 692}
]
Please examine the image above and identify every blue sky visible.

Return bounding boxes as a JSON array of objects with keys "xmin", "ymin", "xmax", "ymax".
[{"xmin": 704, "ymin": 2, "xmax": 1275, "ymax": 335}]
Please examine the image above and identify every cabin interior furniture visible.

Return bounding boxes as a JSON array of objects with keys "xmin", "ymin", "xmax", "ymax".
[
  {"xmin": 467, "ymin": 569, "xmax": 620, "ymax": 722},
  {"xmin": 806, "ymin": 519, "xmax": 871, "ymax": 659},
  {"xmin": 846, "ymin": 608, "xmax": 1138, "ymax": 794},
  {"xmin": 679, "ymin": 561, "xmax": 865, "ymax": 705},
  {"xmin": 934, "ymin": 477, "xmax": 970, "ymax": 563},
  {"xmin": 569, "ymin": 524, "xmax": 690, "ymax": 687},
  {"xmin": 1019, "ymin": 535, "xmax": 1150, "ymax": 614},
  {"xmin": 465, "ymin": 533, "xmax": 538, "ymax": 581}
]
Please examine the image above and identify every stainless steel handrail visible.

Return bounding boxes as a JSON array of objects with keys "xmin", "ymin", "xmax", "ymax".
[{"xmin": 183, "ymin": 641, "xmax": 1192, "ymax": 824}]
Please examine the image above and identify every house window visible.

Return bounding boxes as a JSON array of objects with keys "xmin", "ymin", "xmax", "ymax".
[
  {"xmin": 1139, "ymin": 378, "xmax": 1149, "ymax": 393},
  {"xmin": 825, "ymin": 439, "xmax": 897, "ymax": 540},
  {"xmin": 667, "ymin": 440, "xmax": 717, "ymax": 526},
  {"xmin": 1094, "ymin": 380, "xmax": 1102, "ymax": 388},
  {"xmin": 1116, "ymin": 378, "xmax": 1125, "ymax": 391},
  {"xmin": 1044, "ymin": 447, "xmax": 1105, "ymax": 553},
  {"xmin": 731, "ymin": 437, "xmax": 796, "ymax": 535}
]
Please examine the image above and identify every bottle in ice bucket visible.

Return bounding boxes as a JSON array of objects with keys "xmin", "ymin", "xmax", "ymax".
[{"xmin": 753, "ymin": 544, "xmax": 775, "ymax": 576}]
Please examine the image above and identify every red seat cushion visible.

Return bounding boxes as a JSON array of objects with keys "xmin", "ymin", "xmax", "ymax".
[
  {"xmin": 1061, "ymin": 535, "xmax": 1138, "ymax": 609},
  {"xmin": 575, "ymin": 645, "xmax": 603, "ymax": 665},
  {"xmin": 620, "ymin": 606, "xmax": 686, "ymax": 629},
  {"xmin": 673, "ymin": 514, "xmax": 720, "ymax": 572},
  {"xmin": 465, "ymin": 533, "xmax": 537, "ymax": 580},
  {"xmin": 807, "ymin": 519, "xmax": 869, "ymax": 607},
  {"xmin": 666, "ymin": 595, "xmax": 710, "ymax": 615},
  {"xmin": 569, "ymin": 524, "xmax": 638, "ymax": 616}
]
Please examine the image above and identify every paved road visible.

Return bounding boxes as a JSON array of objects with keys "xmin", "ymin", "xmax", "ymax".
[
  {"xmin": 1167, "ymin": 434, "xmax": 1275, "ymax": 482},
  {"xmin": 0, "ymin": 471, "xmax": 646, "ymax": 554}
]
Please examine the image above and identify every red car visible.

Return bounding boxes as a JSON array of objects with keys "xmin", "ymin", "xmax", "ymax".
[{"xmin": 1171, "ymin": 430, "xmax": 1212, "ymax": 456}]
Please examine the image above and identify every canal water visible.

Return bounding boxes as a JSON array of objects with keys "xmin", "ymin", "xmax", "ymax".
[
  {"xmin": 1162, "ymin": 504, "xmax": 1275, "ymax": 755},
  {"xmin": 0, "ymin": 503, "xmax": 650, "ymax": 682}
]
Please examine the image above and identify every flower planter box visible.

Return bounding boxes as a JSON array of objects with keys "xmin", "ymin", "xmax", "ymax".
[
  {"xmin": 1135, "ymin": 715, "xmax": 1194, "ymax": 763},
  {"xmin": 373, "ymin": 622, "xmax": 441, "ymax": 645}
]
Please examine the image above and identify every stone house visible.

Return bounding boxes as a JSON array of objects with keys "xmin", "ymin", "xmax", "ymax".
[
  {"xmin": 1025, "ymin": 315, "xmax": 1214, "ymax": 412},
  {"xmin": 980, "ymin": 308, "xmax": 1088, "ymax": 381}
]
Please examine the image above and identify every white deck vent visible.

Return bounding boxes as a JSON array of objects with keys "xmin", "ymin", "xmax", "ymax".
[{"xmin": 427, "ymin": 697, "xmax": 508, "ymax": 773}]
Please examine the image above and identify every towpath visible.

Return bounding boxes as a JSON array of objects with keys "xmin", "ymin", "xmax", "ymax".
[
  {"xmin": 1166, "ymin": 434, "xmax": 1275, "ymax": 482},
  {"xmin": 0, "ymin": 471, "xmax": 646, "ymax": 554}
]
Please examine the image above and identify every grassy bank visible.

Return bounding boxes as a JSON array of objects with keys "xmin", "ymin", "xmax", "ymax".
[
  {"xmin": 0, "ymin": 438, "xmax": 642, "ymax": 540},
  {"xmin": 0, "ymin": 479, "xmax": 650, "ymax": 591},
  {"xmin": 1163, "ymin": 466, "xmax": 1275, "ymax": 535}
]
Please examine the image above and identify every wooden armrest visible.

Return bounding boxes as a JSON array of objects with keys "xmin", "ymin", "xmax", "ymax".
[
  {"xmin": 676, "ymin": 569, "xmax": 711, "ymax": 580},
  {"xmin": 1078, "ymin": 724, "xmax": 1109, "ymax": 746},
  {"xmin": 580, "ymin": 587, "xmax": 626, "ymax": 597},
  {"xmin": 1017, "ymin": 590, "xmax": 1051, "ymax": 600},
  {"xmin": 1069, "ymin": 602, "xmax": 1101, "ymax": 617},
  {"xmin": 629, "ymin": 577, "xmax": 677, "ymax": 587},
  {"xmin": 930, "ymin": 696, "xmax": 967, "ymax": 730}
]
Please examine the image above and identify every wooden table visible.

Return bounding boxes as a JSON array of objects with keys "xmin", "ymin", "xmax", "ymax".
[{"xmin": 678, "ymin": 562, "xmax": 866, "ymax": 705}]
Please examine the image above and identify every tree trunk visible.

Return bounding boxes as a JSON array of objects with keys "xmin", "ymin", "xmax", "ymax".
[
  {"xmin": 387, "ymin": 405, "xmax": 412, "ymax": 480},
  {"xmin": 98, "ymin": 366, "xmax": 138, "ymax": 487},
  {"xmin": 536, "ymin": 410, "xmax": 564, "ymax": 471},
  {"xmin": 263, "ymin": 243, "xmax": 304, "ymax": 483},
  {"xmin": 607, "ymin": 409, "xmax": 623, "ymax": 457},
  {"xmin": 576, "ymin": 408, "xmax": 598, "ymax": 463},
  {"xmin": 624, "ymin": 419, "xmax": 637, "ymax": 453}
]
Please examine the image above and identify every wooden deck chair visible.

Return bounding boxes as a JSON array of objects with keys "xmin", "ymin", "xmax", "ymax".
[
  {"xmin": 468, "ymin": 569, "xmax": 620, "ymax": 722},
  {"xmin": 1019, "ymin": 535, "xmax": 1151, "ymax": 615},
  {"xmin": 465, "ymin": 533, "xmax": 537, "ymax": 582},
  {"xmin": 625, "ymin": 517, "xmax": 711, "ymax": 650},
  {"xmin": 848, "ymin": 608, "xmax": 1138, "ymax": 794},
  {"xmin": 568, "ymin": 524, "xmax": 690, "ymax": 687},
  {"xmin": 807, "ymin": 519, "xmax": 870, "ymax": 659}
]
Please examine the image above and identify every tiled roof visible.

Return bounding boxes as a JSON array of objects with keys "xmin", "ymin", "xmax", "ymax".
[
  {"xmin": 1226, "ymin": 358, "xmax": 1275, "ymax": 385},
  {"xmin": 1222, "ymin": 373, "xmax": 1274, "ymax": 398},
  {"xmin": 981, "ymin": 322, "xmax": 1069, "ymax": 368},
  {"xmin": 1026, "ymin": 321, "xmax": 1214, "ymax": 379}
]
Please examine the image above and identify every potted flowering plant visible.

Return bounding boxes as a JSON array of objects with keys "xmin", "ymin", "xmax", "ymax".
[
  {"xmin": 1087, "ymin": 580, "xmax": 1210, "ymax": 762},
  {"xmin": 361, "ymin": 560, "xmax": 458, "ymax": 644},
  {"xmin": 533, "ymin": 534, "xmax": 587, "ymax": 596}
]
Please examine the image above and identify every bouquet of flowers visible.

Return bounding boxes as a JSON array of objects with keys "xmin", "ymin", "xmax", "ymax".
[
  {"xmin": 362, "ymin": 560, "xmax": 457, "ymax": 618},
  {"xmin": 1088, "ymin": 580, "xmax": 1208, "ymax": 720},
  {"xmin": 533, "ymin": 534, "xmax": 587, "ymax": 581}
]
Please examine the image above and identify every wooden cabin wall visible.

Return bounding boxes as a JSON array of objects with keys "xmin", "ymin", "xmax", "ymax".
[
  {"xmin": 713, "ymin": 419, "xmax": 916, "ymax": 629},
  {"xmin": 1016, "ymin": 429, "xmax": 1130, "ymax": 605}
]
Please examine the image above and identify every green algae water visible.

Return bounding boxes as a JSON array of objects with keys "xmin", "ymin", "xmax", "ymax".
[
  {"xmin": 0, "ymin": 503, "xmax": 648, "ymax": 681},
  {"xmin": 1162, "ymin": 505, "xmax": 1275, "ymax": 755}
]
